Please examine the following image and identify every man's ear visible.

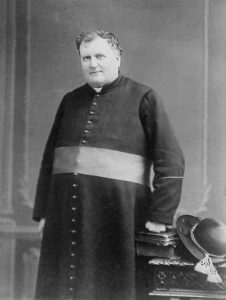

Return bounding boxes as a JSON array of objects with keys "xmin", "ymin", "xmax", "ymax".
[{"xmin": 116, "ymin": 54, "xmax": 121, "ymax": 65}]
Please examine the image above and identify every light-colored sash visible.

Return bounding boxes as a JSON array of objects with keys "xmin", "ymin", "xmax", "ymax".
[{"xmin": 53, "ymin": 146, "xmax": 152, "ymax": 187}]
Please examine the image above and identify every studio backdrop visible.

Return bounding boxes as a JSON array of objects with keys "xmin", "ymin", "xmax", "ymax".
[{"xmin": 0, "ymin": 0, "xmax": 226, "ymax": 299}]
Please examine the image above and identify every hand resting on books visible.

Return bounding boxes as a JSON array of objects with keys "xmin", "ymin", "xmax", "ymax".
[{"xmin": 145, "ymin": 221, "xmax": 167, "ymax": 233}]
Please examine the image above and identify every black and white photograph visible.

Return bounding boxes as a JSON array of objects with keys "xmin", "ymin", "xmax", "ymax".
[{"xmin": 0, "ymin": 0, "xmax": 226, "ymax": 299}]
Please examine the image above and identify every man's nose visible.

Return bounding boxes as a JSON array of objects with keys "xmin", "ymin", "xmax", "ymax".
[{"xmin": 90, "ymin": 57, "xmax": 98, "ymax": 67}]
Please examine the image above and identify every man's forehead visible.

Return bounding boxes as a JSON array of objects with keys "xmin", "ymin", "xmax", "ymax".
[{"xmin": 80, "ymin": 37, "xmax": 113, "ymax": 52}]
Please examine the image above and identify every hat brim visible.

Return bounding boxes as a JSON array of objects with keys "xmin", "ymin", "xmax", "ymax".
[{"xmin": 176, "ymin": 215, "xmax": 225, "ymax": 264}]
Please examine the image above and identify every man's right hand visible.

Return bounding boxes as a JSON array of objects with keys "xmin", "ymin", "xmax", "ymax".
[{"xmin": 38, "ymin": 218, "xmax": 46, "ymax": 236}]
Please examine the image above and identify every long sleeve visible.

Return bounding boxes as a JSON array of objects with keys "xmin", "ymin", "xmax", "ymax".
[
  {"xmin": 32, "ymin": 96, "xmax": 66, "ymax": 221},
  {"xmin": 140, "ymin": 89, "xmax": 185, "ymax": 224}
]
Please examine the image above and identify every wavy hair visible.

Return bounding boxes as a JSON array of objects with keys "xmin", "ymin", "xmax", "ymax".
[{"xmin": 76, "ymin": 30, "xmax": 122, "ymax": 56}]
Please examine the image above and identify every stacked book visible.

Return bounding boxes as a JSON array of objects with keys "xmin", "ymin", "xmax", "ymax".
[{"xmin": 135, "ymin": 228, "xmax": 182, "ymax": 259}]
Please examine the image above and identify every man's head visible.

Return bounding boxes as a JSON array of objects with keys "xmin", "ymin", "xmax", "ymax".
[{"xmin": 76, "ymin": 30, "xmax": 122, "ymax": 88}]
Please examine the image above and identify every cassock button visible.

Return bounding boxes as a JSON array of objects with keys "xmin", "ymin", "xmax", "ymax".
[
  {"xmin": 72, "ymin": 207, "xmax": 77, "ymax": 211},
  {"xmin": 72, "ymin": 218, "xmax": 76, "ymax": 222},
  {"xmin": 72, "ymin": 195, "xmax": 77, "ymax": 199},
  {"xmin": 87, "ymin": 120, "xmax": 92, "ymax": 124},
  {"xmin": 72, "ymin": 184, "xmax": 77, "ymax": 187},
  {"xmin": 72, "ymin": 241, "xmax": 76, "ymax": 245},
  {"xmin": 84, "ymin": 129, "xmax": 89, "ymax": 134},
  {"xmin": 70, "ymin": 264, "xmax": 76, "ymax": 269},
  {"xmin": 71, "ymin": 253, "xmax": 75, "ymax": 257},
  {"xmin": 90, "ymin": 111, "xmax": 94, "ymax": 115},
  {"xmin": 81, "ymin": 139, "xmax": 87, "ymax": 144},
  {"xmin": 71, "ymin": 230, "xmax": 76, "ymax": 234}
]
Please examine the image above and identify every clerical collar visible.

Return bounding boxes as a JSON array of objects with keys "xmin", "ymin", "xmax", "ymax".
[
  {"xmin": 87, "ymin": 74, "xmax": 122, "ymax": 94},
  {"xmin": 92, "ymin": 87, "xmax": 102, "ymax": 93}
]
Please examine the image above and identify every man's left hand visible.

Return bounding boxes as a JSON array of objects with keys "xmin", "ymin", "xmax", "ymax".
[{"xmin": 145, "ymin": 221, "xmax": 167, "ymax": 232}]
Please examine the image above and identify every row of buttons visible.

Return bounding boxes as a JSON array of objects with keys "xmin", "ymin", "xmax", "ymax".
[
  {"xmin": 81, "ymin": 94, "xmax": 100, "ymax": 145},
  {"xmin": 68, "ymin": 94, "xmax": 100, "ymax": 297},
  {"xmin": 68, "ymin": 180, "xmax": 79, "ymax": 296}
]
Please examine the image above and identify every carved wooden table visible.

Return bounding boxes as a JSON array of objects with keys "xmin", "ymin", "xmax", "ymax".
[{"xmin": 136, "ymin": 256, "xmax": 226, "ymax": 300}]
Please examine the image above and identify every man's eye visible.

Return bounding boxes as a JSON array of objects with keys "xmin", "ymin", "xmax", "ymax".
[
  {"xmin": 82, "ymin": 57, "xmax": 90, "ymax": 61},
  {"xmin": 96, "ymin": 55, "xmax": 104, "ymax": 60}
]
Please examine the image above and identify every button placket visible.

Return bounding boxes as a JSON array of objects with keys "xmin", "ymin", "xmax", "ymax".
[
  {"xmin": 69, "ymin": 94, "xmax": 101, "ymax": 295},
  {"xmin": 81, "ymin": 94, "xmax": 100, "ymax": 145},
  {"xmin": 68, "ymin": 178, "xmax": 79, "ymax": 295}
]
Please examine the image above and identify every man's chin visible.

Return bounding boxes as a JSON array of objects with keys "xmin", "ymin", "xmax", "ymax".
[{"xmin": 88, "ymin": 80, "xmax": 105, "ymax": 88}]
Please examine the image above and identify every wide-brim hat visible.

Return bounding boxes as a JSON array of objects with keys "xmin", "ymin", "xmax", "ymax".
[
  {"xmin": 176, "ymin": 215, "xmax": 226, "ymax": 263},
  {"xmin": 176, "ymin": 214, "xmax": 226, "ymax": 283}
]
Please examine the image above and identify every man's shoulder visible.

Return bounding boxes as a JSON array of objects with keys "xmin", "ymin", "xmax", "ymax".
[
  {"xmin": 57, "ymin": 84, "xmax": 90, "ymax": 108},
  {"xmin": 64, "ymin": 83, "xmax": 88, "ymax": 98},
  {"xmin": 121, "ymin": 75, "xmax": 152, "ymax": 94},
  {"xmin": 121, "ymin": 76, "xmax": 163, "ymax": 108}
]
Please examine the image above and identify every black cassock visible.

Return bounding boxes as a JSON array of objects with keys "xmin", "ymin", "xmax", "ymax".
[{"xmin": 33, "ymin": 75, "xmax": 184, "ymax": 299}]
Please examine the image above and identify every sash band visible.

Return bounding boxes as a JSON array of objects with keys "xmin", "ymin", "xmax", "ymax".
[{"xmin": 53, "ymin": 146, "xmax": 151, "ymax": 187}]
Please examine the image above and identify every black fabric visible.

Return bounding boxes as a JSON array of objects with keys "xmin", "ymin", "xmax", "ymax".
[{"xmin": 33, "ymin": 75, "xmax": 185, "ymax": 299}]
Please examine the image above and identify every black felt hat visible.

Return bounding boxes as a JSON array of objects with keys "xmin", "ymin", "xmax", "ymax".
[{"xmin": 176, "ymin": 215, "xmax": 226, "ymax": 283}]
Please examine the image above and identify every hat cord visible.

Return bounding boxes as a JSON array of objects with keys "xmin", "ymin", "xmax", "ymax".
[{"xmin": 191, "ymin": 224, "xmax": 222, "ymax": 283}]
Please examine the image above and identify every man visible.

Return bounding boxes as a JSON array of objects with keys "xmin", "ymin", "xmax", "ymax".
[{"xmin": 33, "ymin": 30, "xmax": 185, "ymax": 300}]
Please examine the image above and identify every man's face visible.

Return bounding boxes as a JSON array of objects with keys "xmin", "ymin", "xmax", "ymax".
[{"xmin": 79, "ymin": 37, "xmax": 121, "ymax": 88}]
